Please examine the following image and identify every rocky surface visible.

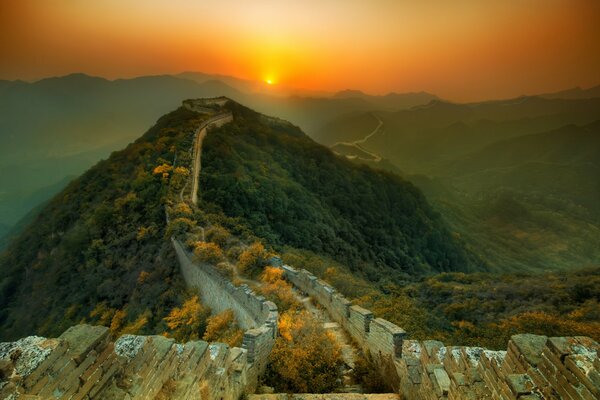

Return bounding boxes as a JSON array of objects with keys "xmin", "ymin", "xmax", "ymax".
[
  {"xmin": 0, "ymin": 325, "xmax": 255, "ymax": 399},
  {"xmin": 278, "ymin": 264, "xmax": 600, "ymax": 400}
]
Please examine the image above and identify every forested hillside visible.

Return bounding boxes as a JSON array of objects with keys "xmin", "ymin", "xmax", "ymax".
[
  {"xmin": 0, "ymin": 107, "xmax": 207, "ymax": 340},
  {"xmin": 411, "ymin": 120, "xmax": 600, "ymax": 271},
  {"xmin": 199, "ymin": 102, "xmax": 475, "ymax": 281},
  {"xmin": 0, "ymin": 99, "xmax": 474, "ymax": 341}
]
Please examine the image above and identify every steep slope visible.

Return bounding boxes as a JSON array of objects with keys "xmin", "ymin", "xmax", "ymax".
[
  {"xmin": 0, "ymin": 73, "xmax": 243, "ymax": 228},
  {"xmin": 0, "ymin": 99, "xmax": 472, "ymax": 341},
  {"xmin": 439, "ymin": 121, "xmax": 600, "ymax": 215},
  {"xmin": 0, "ymin": 106, "xmax": 208, "ymax": 340},
  {"xmin": 199, "ymin": 102, "xmax": 474, "ymax": 281}
]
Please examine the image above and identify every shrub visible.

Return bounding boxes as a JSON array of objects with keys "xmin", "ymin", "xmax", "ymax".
[
  {"xmin": 265, "ymin": 310, "xmax": 343, "ymax": 393},
  {"xmin": 216, "ymin": 262, "xmax": 234, "ymax": 280},
  {"xmin": 203, "ymin": 309, "xmax": 244, "ymax": 347},
  {"xmin": 238, "ymin": 242, "xmax": 270, "ymax": 277},
  {"xmin": 352, "ymin": 353, "xmax": 392, "ymax": 393},
  {"xmin": 164, "ymin": 295, "xmax": 209, "ymax": 342},
  {"xmin": 206, "ymin": 225, "xmax": 231, "ymax": 248},
  {"xmin": 194, "ymin": 242, "xmax": 224, "ymax": 264},
  {"xmin": 166, "ymin": 217, "xmax": 196, "ymax": 237},
  {"xmin": 258, "ymin": 267, "xmax": 301, "ymax": 312}
]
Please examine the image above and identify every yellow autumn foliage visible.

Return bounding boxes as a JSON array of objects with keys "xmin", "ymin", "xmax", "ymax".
[
  {"xmin": 259, "ymin": 267, "xmax": 300, "ymax": 312},
  {"xmin": 153, "ymin": 163, "xmax": 173, "ymax": 175},
  {"xmin": 238, "ymin": 242, "xmax": 270, "ymax": 276},
  {"xmin": 203, "ymin": 309, "xmax": 244, "ymax": 347},
  {"xmin": 194, "ymin": 241, "xmax": 224, "ymax": 264},
  {"xmin": 164, "ymin": 295, "xmax": 209, "ymax": 342},
  {"xmin": 267, "ymin": 310, "xmax": 343, "ymax": 393}
]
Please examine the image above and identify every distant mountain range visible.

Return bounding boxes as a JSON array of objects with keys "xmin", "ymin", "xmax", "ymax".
[
  {"xmin": 0, "ymin": 99, "xmax": 470, "ymax": 339},
  {"xmin": 539, "ymin": 84, "xmax": 600, "ymax": 100},
  {"xmin": 317, "ymin": 96, "xmax": 600, "ymax": 171},
  {"xmin": 0, "ymin": 73, "xmax": 442, "ymax": 231},
  {"xmin": 0, "ymin": 72, "xmax": 598, "ymax": 273}
]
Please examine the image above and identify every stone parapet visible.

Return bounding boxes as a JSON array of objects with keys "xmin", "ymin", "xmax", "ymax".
[
  {"xmin": 0, "ymin": 324, "xmax": 255, "ymax": 399},
  {"xmin": 172, "ymin": 238, "xmax": 278, "ymax": 395},
  {"xmin": 276, "ymin": 265, "xmax": 600, "ymax": 400}
]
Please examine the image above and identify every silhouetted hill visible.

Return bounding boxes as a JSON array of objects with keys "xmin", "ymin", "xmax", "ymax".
[
  {"xmin": 316, "ymin": 96, "xmax": 600, "ymax": 172},
  {"xmin": 333, "ymin": 89, "xmax": 439, "ymax": 110},
  {"xmin": 540, "ymin": 84, "xmax": 600, "ymax": 100}
]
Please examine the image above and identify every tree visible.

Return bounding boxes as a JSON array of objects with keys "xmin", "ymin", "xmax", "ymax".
[
  {"xmin": 265, "ymin": 310, "xmax": 343, "ymax": 393},
  {"xmin": 203, "ymin": 309, "xmax": 244, "ymax": 347},
  {"xmin": 164, "ymin": 295, "xmax": 209, "ymax": 342},
  {"xmin": 194, "ymin": 242, "xmax": 224, "ymax": 264},
  {"xmin": 238, "ymin": 242, "xmax": 270, "ymax": 277}
]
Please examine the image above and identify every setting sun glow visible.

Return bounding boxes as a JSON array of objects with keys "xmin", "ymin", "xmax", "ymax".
[{"xmin": 0, "ymin": 0, "xmax": 599, "ymax": 100}]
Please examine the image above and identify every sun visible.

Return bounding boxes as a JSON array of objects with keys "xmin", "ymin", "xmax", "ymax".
[{"xmin": 265, "ymin": 79, "xmax": 273, "ymax": 85}]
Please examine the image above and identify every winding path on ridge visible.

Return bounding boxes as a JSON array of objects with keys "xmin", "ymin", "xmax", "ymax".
[
  {"xmin": 331, "ymin": 113, "xmax": 384, "ymax": 162},
  {"xmin": 190, "ymin": 112, "xmax": 233, "ymax": 205},
  {"xmin": 185, "ymin": 106, "xmax": 366, "ymax": 393}
]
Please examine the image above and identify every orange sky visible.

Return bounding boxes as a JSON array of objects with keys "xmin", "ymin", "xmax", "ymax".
[{"xmin": 1, "ymin": 0, "xmax": 599, "ymax": 101}]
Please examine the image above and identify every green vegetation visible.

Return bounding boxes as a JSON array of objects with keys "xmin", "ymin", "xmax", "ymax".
[
  {"xmin": 200, "ymin": 102, "xmax": 474, "ymax": 281},
  {"xmin": 2, "ymin": 94, "xmax": 597, "ymax": 356},
  {"xmin": 407, "ymin": 121, "xmax": 600, "ymax": 272},
  {"xmin": 282, "ymin": 246, "xmax": 600, "ymax": 349},
  {"xmin": 319, "ymin": 96, "xmax": 600, "ymax": 272},
  {"xmin": 0, "ymin": 107, "xmax": 209, "ymax": 340}
]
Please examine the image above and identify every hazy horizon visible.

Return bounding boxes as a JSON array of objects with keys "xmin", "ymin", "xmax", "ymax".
[
  {"xmin": 2, "ymin": 0, "xmax": 599, "ymax": 102},
  {"xmin": 3, "ymin": 70, "xmax": 599, "ymax": 104}
]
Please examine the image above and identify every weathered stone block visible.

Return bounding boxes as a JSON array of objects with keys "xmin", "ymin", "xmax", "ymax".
[
  {"xmin": 433, "ymin": 367, "xmax": 451, "ymax": 395},
  {"xmin": 58, "ymin": 325, "xmax": 109, "ymax": 365},
  {"xmin": 506, "ymin": 373, "xmax": 535, "ymax": 396}
]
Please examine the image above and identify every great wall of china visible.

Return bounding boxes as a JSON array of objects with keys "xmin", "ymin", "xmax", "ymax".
[{"xmin": 1, "ymin": 98, "xmax": 598, "ymax": 399}]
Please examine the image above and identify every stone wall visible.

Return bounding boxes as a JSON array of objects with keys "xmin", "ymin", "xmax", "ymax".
[
  {"xmin": 278, "ymin": 265, "xmax": 600, "ymax": 400},
  {"xmin": 0, "ymin": 324, "xmax": 255, "ymax": 399},
  {"xmin": 0, "ymin": 239, "xmax": 279, "ymax": 399},
  {"xmin": 172, "ymin": 238, "xmax": 277, "ymax": 391}
]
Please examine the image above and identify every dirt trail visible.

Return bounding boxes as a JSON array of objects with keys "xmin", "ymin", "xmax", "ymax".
[
  {"xmin": 190, "ymin": 113, "xmax": 233, "ymax": 204},
  {"xmin": 331, "ymin": 113, "xmax": 383, "ymax": 162}
]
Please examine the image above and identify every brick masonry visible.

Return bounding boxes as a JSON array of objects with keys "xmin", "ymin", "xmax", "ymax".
[{"xmin": 277, "ymin": 265, "xmax": 600, "ymax": 400}]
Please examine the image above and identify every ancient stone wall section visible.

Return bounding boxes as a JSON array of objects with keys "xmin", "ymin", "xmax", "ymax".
[
  {"xmin": 278, "ymin": 265, "xmax": 600, "ymax": 400},
  {"xmin": 173, "ymin": 238, "xmax": 277, "ymax": 390},
  {"xmin": 0, "ymin": 324, "xmax": 259, "ymax": 399},
  {"xmin": 279, "ymin": 265, "xmax": 404, "ymax": 366}
]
